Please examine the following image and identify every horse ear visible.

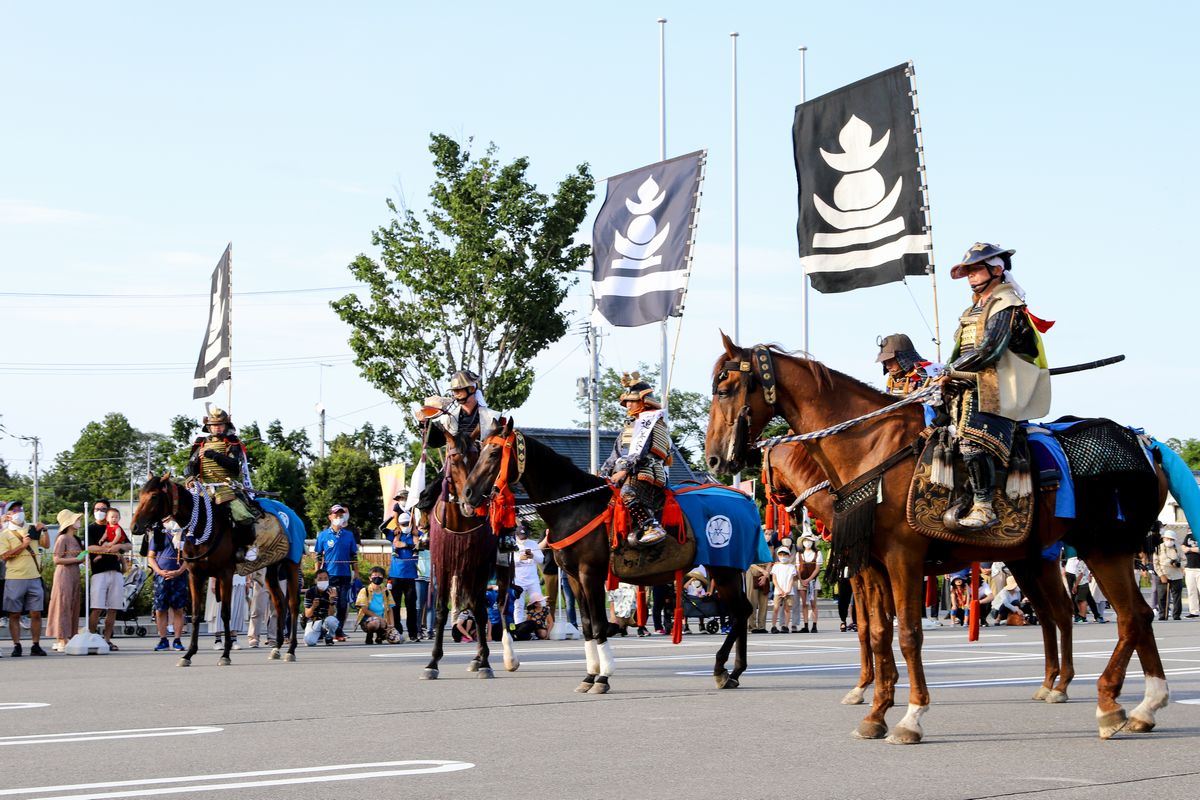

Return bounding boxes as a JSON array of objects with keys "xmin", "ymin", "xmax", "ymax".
[
  {"xmin": 719, "ymin": 329, "xmax": 737, "ymax": 357},
  {"xmin": 503, "ymin": 416, "xmax": 514, "ymax": 436}
]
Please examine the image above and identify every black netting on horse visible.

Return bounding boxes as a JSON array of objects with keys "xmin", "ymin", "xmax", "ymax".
[
  {"xmin": 1052, "ymin": 419, "xmax": 1153, "ymax": 479},
  {"xmin": 826, "ymin": 477, "xmax": 878, "ymax": 580}
]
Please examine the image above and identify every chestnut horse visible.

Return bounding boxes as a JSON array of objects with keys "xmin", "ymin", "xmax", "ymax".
[
  {"xmin": 131, "ymin": 474, "xmax": 301, "ymax": 666},
  {"xmin": 763, "ymin": 441, "xmax": 1077, "ymax": 707},
  {"xmin": 421, "ymin": 426, "xmax": 518, "ymax": 680},
  {"xmin": 462, "ymin": 418, "xmax": 753, "ymax": 693},
  {"xmin": 707, "ymin": 334, "xmax": 1168, "ymax": 742}
]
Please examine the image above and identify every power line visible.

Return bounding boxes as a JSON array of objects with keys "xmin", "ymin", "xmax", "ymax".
[{"xmin": 0, "ymin": 285, "xmax": 366, "ymax": 300}]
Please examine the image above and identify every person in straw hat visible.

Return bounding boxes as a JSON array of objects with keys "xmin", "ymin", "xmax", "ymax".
[{"xmin": 47, "ymin": 509, "xmax": 85, "ymax": 652}]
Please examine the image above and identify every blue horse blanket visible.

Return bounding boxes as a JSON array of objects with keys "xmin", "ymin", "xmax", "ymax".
[
  {"xmin": 256, "ymin": 498, "xmax": 307, "ymax": 564},
  {"xmin": 671, "ymin": 485, "xmax": 773, "ymax": 570}
]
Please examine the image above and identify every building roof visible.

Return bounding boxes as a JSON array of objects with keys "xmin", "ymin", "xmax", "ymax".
[{"xmin": 519, "ymin": 427, "xmax": 703, "ymax": 491}]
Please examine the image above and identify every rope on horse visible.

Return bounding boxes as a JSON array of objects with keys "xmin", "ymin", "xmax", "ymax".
[
  {"xmin": 516, "ymin": 483, "xmax": 611, "ymax": 514},
  {"xmin": 786, "ymin": 480, "xmax": 831, "ymax": 513},
  {"xmin": 755, "ymin": 385, "xmax": 939, "ymax": 448},
  {"xmin": 184, "ymin": 484, "xmax": 215, "ymax": 545}
]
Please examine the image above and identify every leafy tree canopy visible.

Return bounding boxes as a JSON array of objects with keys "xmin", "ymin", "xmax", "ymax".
[
  {"xmin": 1164, "ymin": 437, "xmax": 1200, "ymax": 470},
  {"xmin": 304, "ymin": 439, "xmax": 382, "ymax": 536},
  {"xmin": 332, "ymin": 133, "xmax": 594, "ymax": 414}
]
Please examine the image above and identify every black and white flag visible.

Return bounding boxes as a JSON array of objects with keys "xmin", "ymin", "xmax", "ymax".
[
  {"xmin": 591, "ymin": 151, "xmax": 705, "ymax": 327},
  {"xmin": 192, "ymin": 244, "xmax": 232, "ymax": 399},
  {"xmin": 793, "ymin": 63, "xmax": 930, "ymax": 293}
]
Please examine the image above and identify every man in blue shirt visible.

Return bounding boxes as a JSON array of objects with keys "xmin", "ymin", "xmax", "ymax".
[
  {"xmin": 315, "ymin": 503, "xmax": 359, "ymax": 642},
  {"xmin": 388, "ymin": 512, "xmax": 419, "ymax": 642}
]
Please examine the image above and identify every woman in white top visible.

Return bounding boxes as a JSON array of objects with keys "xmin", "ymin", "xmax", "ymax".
[
  {"xmin": 796, "ymin": 534, "xmax": 823, "ymax": 633},
  {"xmin": 770, "ymin": 547, "xmax": 797, "ymax": 634}
]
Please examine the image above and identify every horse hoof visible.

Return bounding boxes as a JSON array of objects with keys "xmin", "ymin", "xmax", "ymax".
[
  {"xmin": 1032, "ymin": 686, "xmax": 1050, "ymax": 701},
  {"xmin": 841, "ymin": 687, "xmax": 867, "ymax": 706},
  {"xmin": 852, "ymin": 720, "xmax": 888, "ymax": 740},
  {"xmin": 886, "ymin": 726, "xmax": 923, "ymax": 745},
  {"xmin": 268, "ymin": 649, "xmax": 281, "ymax": 661},
  {"xmin": 218, "ymin": 657, "xmax": 231, "ymax": 667},
  {"xmin": 1126, "ymin": 716, "xmax": 1156, "ymax": 733},
  {"xmin": 178, "ymin": 658, "xmax": 191, "ymax": 668},
  {"xmin": 588, "ymin": 680, "xmax": 611, "ymax": 695},
  {"xmin": 1045, "ymin": 689, "xmax": 1068, "ymax": 704},
  {"xmin": 714, "ymin": 671, "xmax": 739, "ymax": 689},
  {"xmin": 421, "ymin": 668, "xmax": 440, "ymax": 680},
  {"xmin": 477, "ymin": 668, "xmax": 495, "ymax": 679},
  {"xmin": 1098, "ymin": 708, "xmax": 1128, "ymax": 740},
  {"xmin": 505, "ymin": 660, "xmax": 520, "ymax": 673},
  {"xmin": 283, "ymin": 653, "xmax": 296, "ymax": 663},
  {"xmin": 575, "ymin": 682, "xmax": 594, "ymax": 693},
  {"xmin": 466, "ymin": 659, "xmax": 480, "ymax": 673}
]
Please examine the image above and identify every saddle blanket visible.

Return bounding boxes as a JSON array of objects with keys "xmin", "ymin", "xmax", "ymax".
[
  {"xmin": 1026, "ymin": 432, "xmax": 1075, "ymax": 519},
  {"xmin": 256, "ymin": 498, "xmax": 308, "ymax": 563},
  {"xmin": 670, "ymin": 485, "xmax": 772, "ymax": 570}
]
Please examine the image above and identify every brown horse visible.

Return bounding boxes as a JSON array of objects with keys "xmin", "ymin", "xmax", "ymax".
[
  {"xmin": 131, "ymin": 474, "xmax": 301, "ymax": 666},
  {"xmin": 462, "ymin": 418, "xmax": 754, "ymax": 693},
  {"xmin": 707, "ymin": 334, "xmax": 1168, "ymax": 742},
  {"xmin": 421, "ymin": 427, "xmax": 518, "ymax": 680},
  {"xmin": 763, "ymin": 441, "xmax": 1077, "ymax": 707}
]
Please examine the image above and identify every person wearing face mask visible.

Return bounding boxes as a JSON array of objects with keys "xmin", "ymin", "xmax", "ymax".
[
  {"xmin": 599, "ymin": 372, "xmax": 671, "ymax": 547},
  {"xmin": 769, "ymin": 546, "xmax": 797, "ymax": 635},
  {"xmin": 1, "ymin": 500, "xmax": 49, "ymax": 656},
  {"xmin": 512, "ymin": 523, "xmax": 544, "ymax": 626},
  {"xmin": 315, "ymin": 503, "xmax": 359, "ymax": 642},
  {"xmin": 388, "ymin": 512, "xmax": 419, "ymax": 643},
  {"xmin": 356, "ymin": 566, "xmax": 396, "ymax": 644},
  {"xmin": 303, "ymin": 568, "xmax": 339, "ymax": 646},
  {"xmin": 85, "ymin": 498, "xmax": 128, "ymax": 648},
  {"xmin": 148, "ymin": 520, "xmax": 189, "ymax": 652},
  {"xmin": 796, "ymin": 533, "xmax": 823, "ymax": 634},
  {"xmin": 47, "ymin": 509, "xmax": 85, "ymax": 651}
]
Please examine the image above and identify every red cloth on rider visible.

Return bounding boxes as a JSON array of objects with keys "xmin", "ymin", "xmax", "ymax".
[{"xmin": 1026, "ymin": 309, "xmax": 1055, "ymax": 333}]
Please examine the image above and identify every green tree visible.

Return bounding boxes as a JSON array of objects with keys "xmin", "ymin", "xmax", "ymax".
[
  {"xmin": 304, "ymin": 441, "xmax": 382, "ymax": 536},
  {"xmin": 1164, "ymin": 437, "xmax": 1200, "ymax": 470},
  {"xmin": 254, "ymin": 449, "xmax": 307, "ymax": 520},
  {"xmin": 332, "ymin": 133, "xmax": 594, "ymax": 412},
  {"xmin": 575, "ymin": 364, "xmax": 711, "ymax": 473},
  {"xmin": 46, "ymin": 413, "xmax": 155, "ymax": 507}
]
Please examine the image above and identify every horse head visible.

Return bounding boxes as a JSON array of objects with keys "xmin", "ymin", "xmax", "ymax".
[
  {"xmin": 444, "ymin": 423, "xmax": 485, "ymax": 517},
  {"xmin": 462, "ymin": 416, "xmax": 515, "ymax": 508},
  {"xmin": 131, "ymin": 471, "xmax": 178, "ymax": 537},
  {"xmin": 705, "ymin": 331, "xmax": 778, "ymax": 475}
]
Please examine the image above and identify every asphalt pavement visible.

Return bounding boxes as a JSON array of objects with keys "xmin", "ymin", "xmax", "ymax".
[{"xmin": 4, "ymin": 617, "xmax": 1200, "ymax": 800}]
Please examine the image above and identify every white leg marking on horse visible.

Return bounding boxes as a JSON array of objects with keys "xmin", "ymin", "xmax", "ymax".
[
  {"xmin": 896, "ymin": 703, "xmax": 928, "ymax": 735},
  {"xmin": 598, "ymin": 640, "xmax": 615, "ymax": 677},
  {"xmin": 1130, "ymin": 676, "xmax": 1170, "ymax": 724},
  {"xmin": 583, "ymin": 639, "xmax": 600, "ymax": 675},
  {"xmin": 501, "ymin": 628, "xmax": 519, "ymax": 672}
]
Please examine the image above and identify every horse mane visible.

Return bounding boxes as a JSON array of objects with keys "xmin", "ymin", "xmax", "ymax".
[{"xmin": 753, "ymin": 344, "xmax": 894, "ymax": 402}]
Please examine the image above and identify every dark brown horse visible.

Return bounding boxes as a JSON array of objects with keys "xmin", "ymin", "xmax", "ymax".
[
  {"xmin": 707, "ymin": 334, "xmax": 1168, "ymax": 742},
  {"xmin": 131, "ymin": 474, "xmax": 301, "ymax": 666},
  {"xmin": 421, "ymin": 428, "xmax": 518, "ymax": 680},
  {"xmin": 763, "ymin": 440, "xmax": 1077, "ymax": 707},
  {"xmin": 461, "ymin": 418, "xmax": 753, "ymax": 693}
]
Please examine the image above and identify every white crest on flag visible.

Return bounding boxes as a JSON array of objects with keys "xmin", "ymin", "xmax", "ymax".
[
  {"xmin": 192, "ymin": 244, "xmax": 232, "ymax": 399},
  {"xmin": 802, "ymin": 115, "xmax": 928, "ymax": 274},
  {"xmin": 611, "ymin": 176, "xmax": 670, "ymax": 273}
]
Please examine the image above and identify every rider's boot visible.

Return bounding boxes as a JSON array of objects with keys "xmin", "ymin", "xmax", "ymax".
[{"xmin": 960, "ymin": 453, "xmax": 999, "ymax": 530}]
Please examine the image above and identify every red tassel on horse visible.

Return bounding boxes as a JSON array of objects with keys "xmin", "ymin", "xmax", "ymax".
[
  {"xmin": 765, "ymin": 502, "xmax": 775, "ymax": 531},
  {"xmin": 778, "ymin": 508, "xmax": 791, "ymax": 538},
  {"xmin": 968, "ymin": 562, "xmax": 981, "ymax": 642},
  {"xmin": 489, "ymin": 483, "xmax": 516, "ymax": 533},
  {"xmin": 672, "ymin": 568, "xmax": 684, "ymax": 644},
  {"xmin": 636, "ymin": 587, "xmax": 647, "ymax": 628}
]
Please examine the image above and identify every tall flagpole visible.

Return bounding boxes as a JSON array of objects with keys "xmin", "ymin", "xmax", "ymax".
[
  {"xmin": 731, "ymin": 32, "xmax": 740, "ymax": 343},
  {"xmin": 226, "ymin": 242, "xmax": 233, "ymax": 413},
  {"xmin": 907, "ymin": 61, "xmax": 942, "ymax": 361},
  {"xmin": 799, "ymin": 46, "xmax": 810, "ymax": 355},
  {"xmin": 658, "ymin": 17, "xmax": 669, "ymax": 412}
]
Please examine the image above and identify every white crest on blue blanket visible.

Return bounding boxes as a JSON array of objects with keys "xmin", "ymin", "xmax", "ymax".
[{"xmin": 705, "ymin": 515, "xmax": 733, "ymax": 548}]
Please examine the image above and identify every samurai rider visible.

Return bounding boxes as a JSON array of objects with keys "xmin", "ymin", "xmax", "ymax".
[
  {"xmin": 875, "ymin": 333, "xmax": 938, "ymax": 397},
  {"xmin": 600, "ymin": 372, "xmax": 671, "ymax": 547},
  {"xmin": 184, "ymin": 408, "xmax": 261, "ymax": 561},
  {"xmin": 414, "ymin": 370, "xmax": 517, "ymax": 552},
  {"xmin": 941, "ymin": 242, "xmax": 1051, "ymax": 530}
]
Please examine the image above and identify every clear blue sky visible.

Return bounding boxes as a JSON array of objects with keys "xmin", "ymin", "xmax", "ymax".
[{"xmin": 2, "ymin": 2, "xmax": 1197, "ymax": 474}]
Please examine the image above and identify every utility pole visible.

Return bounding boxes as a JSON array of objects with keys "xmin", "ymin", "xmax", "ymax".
[
  {"xmin": 317, "ymin": 404, "xmax": 327, "ymax": 460},
  {"xmin": 31, "ymin": 436, "xmax": 40, "ymax": 524}
]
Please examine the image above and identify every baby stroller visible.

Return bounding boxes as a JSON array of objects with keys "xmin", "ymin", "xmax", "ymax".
[
  {"xmin": 113, "ymin": 562, "xmax": 150, "ymax": 637},
  {"xmin": 682, "ymin": 592, "xmax": 725, "ymax": 634}
]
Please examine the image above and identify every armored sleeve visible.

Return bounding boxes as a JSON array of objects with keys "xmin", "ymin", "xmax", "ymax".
[
  {"xmin": 952, "ymin": 306, "xmax": 1018, "ymax": 372},
  {"xmin": 184, "ymin": 443, "xmax": 202, "ymax": 479},
  {"xmin": 205, "ymin": 443, "xmax": 244, "ymax": 472}
]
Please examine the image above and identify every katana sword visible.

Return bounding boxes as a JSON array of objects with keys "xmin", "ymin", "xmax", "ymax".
[{"xmin": 1048, "ymin": 354, "xmax": 1124, "ymax": 376}]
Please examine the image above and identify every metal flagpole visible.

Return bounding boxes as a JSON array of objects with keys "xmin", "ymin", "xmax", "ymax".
[
  {"xmin": 226, "ymin": 242, "xmax": 234, "ymax": 412},
  {"xmin": 657, "ymin": 17, "xmax": 669, "ymax": 412},
  {"xmin": 731, "ymin": 32, "xmax": 740, "ymax": 342},
  {"xmin": 799, "ymin": 46, "xmax": 810, "ymax": 355},
  {"xmin": 907, "ymin": 62, "xmax": 942, "ymax": 361}
]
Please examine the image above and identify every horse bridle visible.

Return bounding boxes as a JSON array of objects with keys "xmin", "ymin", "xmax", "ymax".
[
  {"xmin": 713, "ymin": 346, "xmax": 779, "ymax": 465},
  {"xmin": 483, "ymin": 430, "xmax": 526, "ymax": 494}
]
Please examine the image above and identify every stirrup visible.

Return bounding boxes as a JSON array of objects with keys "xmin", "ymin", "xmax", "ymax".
[
  {"xmin": 959, "ymin": 502, "xmax": 998, "ymax": 530},
  {"xmin": 636, "ymin": 525, "xmax": 668, "ymax": 546},
  {"xmin": 244, "ymin": 546, "xmax": 259, "ymax": 562}
]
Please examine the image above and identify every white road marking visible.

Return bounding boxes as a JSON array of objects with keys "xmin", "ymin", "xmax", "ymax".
[
  {"xmin": 904, "ymin": 667, "xmax": 1200, "ymax": 690},
  {"xmin": 0, "ymin": 727, "xmax": 220, "ymax": 747},
  {"xmin": 0, "ymin": 703, "xmax": 49, "ymax": 711},
  {"xmin": 0, "ymin": 760, "xmax": 473, "ymax": 800},
  {"xmin": 1178, "ymin": 698, "xmax": 1200, "ymax": 705}
]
